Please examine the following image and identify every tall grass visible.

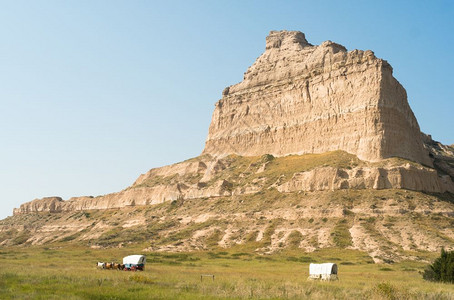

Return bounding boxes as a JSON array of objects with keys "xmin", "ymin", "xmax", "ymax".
[{"xmin": 0, "ymin": 245, "xmax": 453, "ymax": 299}]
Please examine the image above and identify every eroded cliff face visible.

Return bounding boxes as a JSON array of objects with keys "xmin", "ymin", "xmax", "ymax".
[
  {"xmin": 11, "ymin": 30, "xmax": 454, "ymax": 217},
  {"xmin": 4, "ymin": 188, "xmax": 454, "ymax": 263},
  {"xmin": 203, "ymin": 30, "xmax": 432, "ymax": 166},
  {"xmin": 5, "ymin": 30, "xmax": 454, "ymax": 262},
  {"xmin": 13, "ymin": 151, "xmax": 454, "ymax": 214}
]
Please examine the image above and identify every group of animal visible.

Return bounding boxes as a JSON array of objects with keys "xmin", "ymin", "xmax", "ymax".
[{"xmin": 97, "ymin": 262, "xmax": 125, "ymax": 270}]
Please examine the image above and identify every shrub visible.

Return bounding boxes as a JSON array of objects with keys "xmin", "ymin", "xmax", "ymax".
[
  {"xmin": 423, "ymin": 248, "xmax": 454, "ymax": 283},
  {"xmin": 12, "ymin": 232, "xmax": 30, "ymax": 245},
  {"xmin": 380, "ymin": 267, "xmax": 393, "ymax": 272},
  {"xmin": 373, "ymin": 282, "xmax": 399, "ymax": 300},
  {"xmin": 287, "ymin": 231, "xmax": 303, "ymax": 248},
  {"xmin": 129, "ymin": 274, "xmax": 154, "ymax": 284},
  {"xmin": 261, "ymin": 154, "xmax": 275, "ymax": 163},
  {"xmin": 332, "ymin": 220, "xmax": 352, "ymax": 248}
]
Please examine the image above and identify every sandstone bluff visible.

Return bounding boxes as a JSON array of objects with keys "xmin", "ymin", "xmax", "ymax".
[
  {"xmin": 3, "ymin": 31, "xmax": 454, "ymax": 262},
  {"xmin": 14, "ymin": 30, "xmax": 454, "ymax": 214},
  {"xmin": 204, "ymin": 30, "xmax": 431, "ymax": 166}
]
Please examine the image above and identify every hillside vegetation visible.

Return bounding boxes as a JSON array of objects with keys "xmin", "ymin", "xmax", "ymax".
[
  {"xmin": 2, "ymin": 151, "xmax": 454, "ymax": 265},
  {"xmin": 1, "ymin": 244, "xmax": 454, "ymax": 299},
  {"xmin": 2, "ymin": 192, "xmax": 454, "ymax": 263}
]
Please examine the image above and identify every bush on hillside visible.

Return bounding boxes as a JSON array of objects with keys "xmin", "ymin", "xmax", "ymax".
[{"xmin": 423, "ymin": 248, "xmax": 454, "ymax": 283}]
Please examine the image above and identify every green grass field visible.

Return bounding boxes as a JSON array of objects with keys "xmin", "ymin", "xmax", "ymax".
[{"xmin": 1, "ymin": 243, "xmax": 453, "ymax": 299}]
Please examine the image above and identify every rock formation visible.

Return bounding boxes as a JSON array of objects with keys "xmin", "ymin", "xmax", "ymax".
[
  {"xmin": 203, "ymin": 30, "xmax": 432, "ymax": 166},
  {"xmin": 11, "ymin": 30, "xmax": 454, "ymax": 215},
  {"xmin": 13, "ymin": 151, "xmax": 454, "ymax": 214},
  {"xmin": 4, "ymin": 31, "xmax": 454, "ymax": 262}
]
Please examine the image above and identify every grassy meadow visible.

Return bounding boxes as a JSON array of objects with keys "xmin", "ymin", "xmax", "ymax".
[
  {"xmin": 1, "ymin": 243, "xmax": 453, "ymax": 299},
  {"xmin": 2, "ymin": 151, "xmax": 454, "ymax": 298}
]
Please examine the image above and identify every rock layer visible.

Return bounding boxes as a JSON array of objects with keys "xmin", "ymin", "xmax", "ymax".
[
  {"xmin": 278, "ymin": 164, "xmax": 454, "ymax": 194},
  {"xmin": 203, "ymin": 30, "xmax": 432, "ymax": 166},
  {"xmin": 4, "ymin": 189, "xmax": 454, "ymax": 263},
  {"xmin": 13, "ymin": 152, "xmax": 454, "ymax": 214}
]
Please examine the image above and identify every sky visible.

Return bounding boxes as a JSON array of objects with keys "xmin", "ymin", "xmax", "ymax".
[{"xmin": 1, "ymin": 0, "xmax": 453, "ymax": 219}]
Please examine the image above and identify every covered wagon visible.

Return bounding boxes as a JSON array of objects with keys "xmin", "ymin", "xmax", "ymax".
[
  {"xmin": 308, "ymin": 263, "xmax": 338, "ymax": 281},
  {"xmin": 123, "ymin": 255, "xmax": 146, "ymax": 271}
]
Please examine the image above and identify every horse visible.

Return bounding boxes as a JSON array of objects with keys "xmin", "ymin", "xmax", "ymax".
[{"xmin": 97, "ymin": 262, "xmax": 105, "ymax": 269}]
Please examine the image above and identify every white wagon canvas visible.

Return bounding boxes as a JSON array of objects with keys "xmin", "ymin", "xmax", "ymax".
[
  {"xmin": 308, "ymin": 263, "xmax": 338, "ymax": 281},
  {"xmin": 123, "ymin": 255, "xmax": 146, "ymax": 271}
]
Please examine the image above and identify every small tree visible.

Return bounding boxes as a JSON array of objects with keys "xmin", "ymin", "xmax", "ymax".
[{"xmin": 423, "ymin": 248, "xmax": 454, "ymax": 283}]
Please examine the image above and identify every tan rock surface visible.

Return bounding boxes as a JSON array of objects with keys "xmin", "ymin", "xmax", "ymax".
[
  {"xmin": 278, "ymin": 164, "xmax": 454, "ymax": 193},
  {"xmin": 203, "ymin": 30, "xmax": 432, "ymax": 166},
  {"xmin": 13, "ymin": 151, "xmax": 454, "ymax": 214},
  {"xmin": 6, "ymin": 31, "xmax": 454, "ymax": 262},
  {"xmin": 4, "ymin": 189, "xmax": 454, "ymax": 263},
  {"xmin": 423, "ymin": 133, "xmax": 454, "ymax": 181},
  {"xmin": 14, "ymin": 197, "xmax": 64, "ymax": 213}
]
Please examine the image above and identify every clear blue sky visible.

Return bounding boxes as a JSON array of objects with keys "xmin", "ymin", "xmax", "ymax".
[{"xmin": 1, "ymin": 1, "xmax": 453, "ymax": 219}]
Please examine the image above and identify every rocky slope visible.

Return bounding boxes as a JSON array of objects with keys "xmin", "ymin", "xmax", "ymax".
[
  {"xmin": 423, "ymin": 133, "xmax": 454, "ymax": 179},
  {"xmin": 12, "ymin": 151, "xmax": 454, "ymax": 214},
  {"xmin": 5, "ymin": 151, "xmax": 454, "ymax": 263},
  {"xmin": 2, "ymin": 185, "xmax": 454, "ymax": 264},
  {"xmin": 203, "ymin": 31, "xmax": 432, "ymax": 166},
  {"xmin": 4, "ymin": 30, "xmax": 454, "ymax": 262}
]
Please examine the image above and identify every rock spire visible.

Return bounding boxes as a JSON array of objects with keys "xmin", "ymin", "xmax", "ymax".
[{"xmin": 203, "ymin": 30, "xmax": 432, "ymax": 166}]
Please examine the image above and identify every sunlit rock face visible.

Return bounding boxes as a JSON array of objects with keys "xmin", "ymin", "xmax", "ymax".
[
  {"xmin": 14, "ymin": 30, "xmax": 454, "ymax": 216},
  {"xmin": 203, "ymin": 30, "xmax": 432, "ymax": 167}
]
